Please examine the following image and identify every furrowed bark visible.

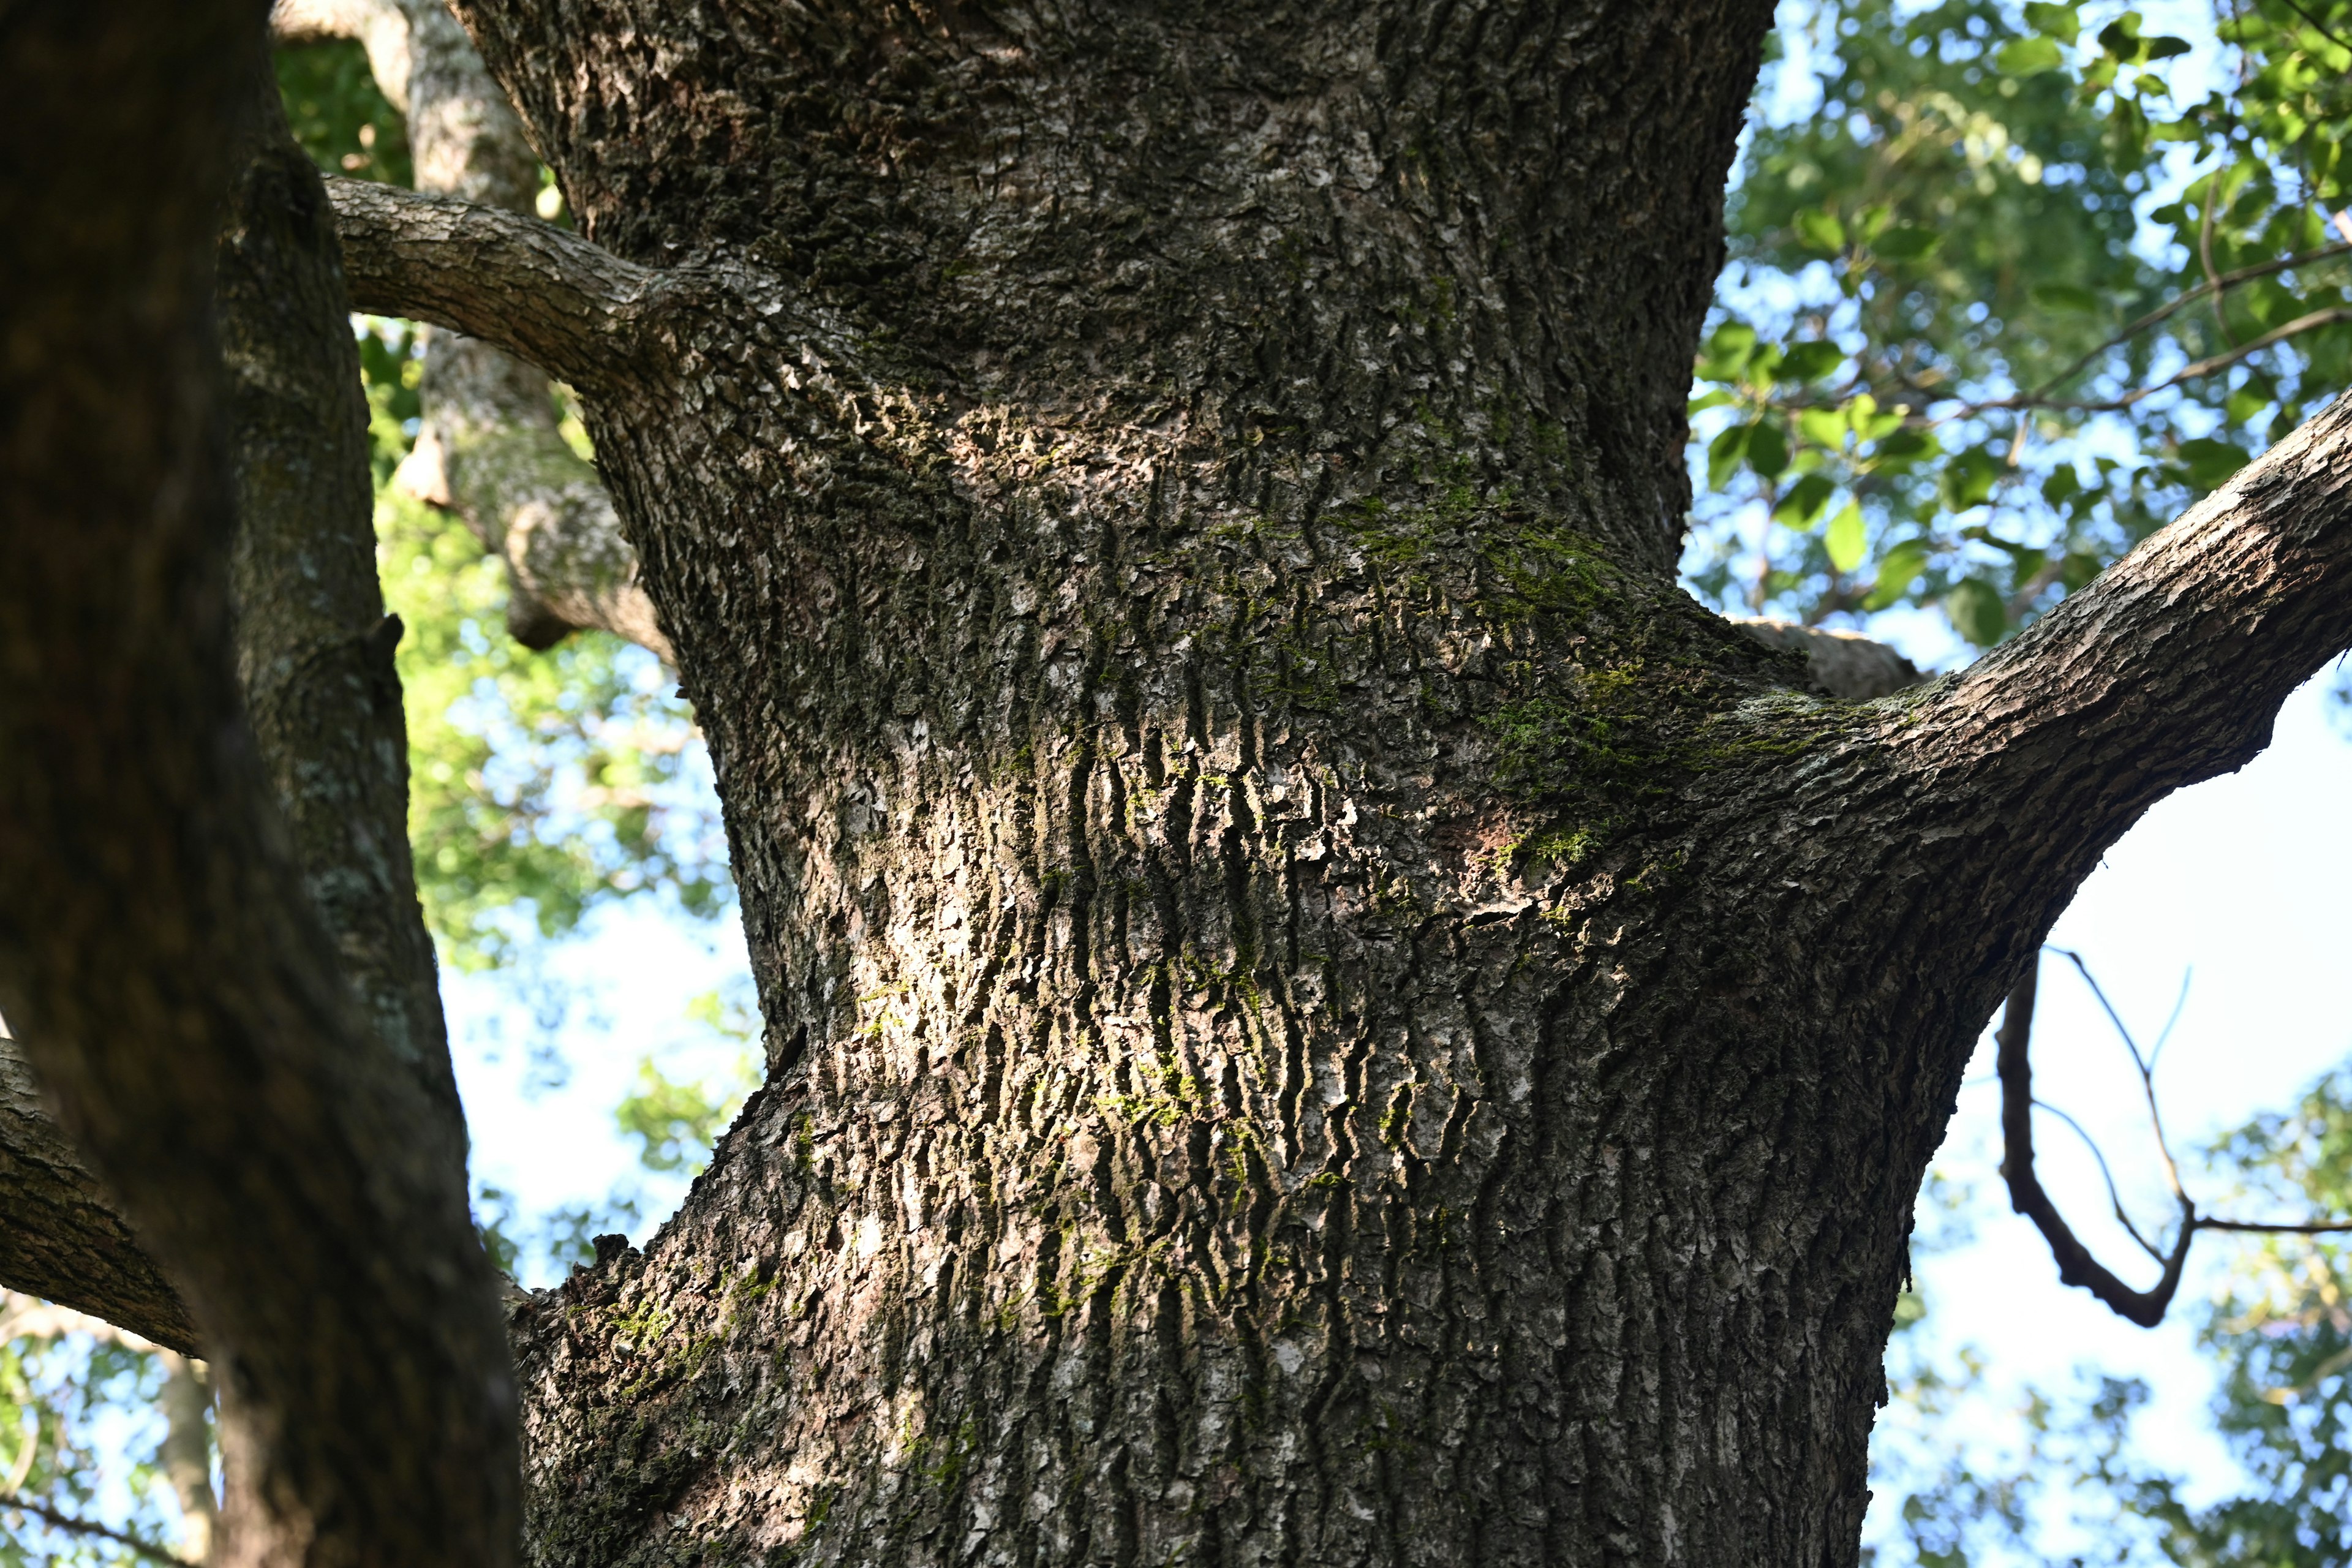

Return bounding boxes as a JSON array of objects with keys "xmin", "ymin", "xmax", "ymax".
[
  {"xmin": 0, "ymin": 20, "xmax": 518, "ymax": 1568},
  {"xmin": 274, "ymin": 0, "xmax": 666, "ymax": 657}
]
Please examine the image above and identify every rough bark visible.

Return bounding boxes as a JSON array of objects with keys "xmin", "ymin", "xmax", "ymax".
[
  {"xmin": 315, "ymin": 3, "xmax": 2352, "ymax": 1564},
  {"xmin": 0, "ymin": 1038, "xmax": 197, "ymax": 1352},
  {"xmin": 0, "ymin": 18, "xmax": 518, "ymax": 1568},
  {"xmin": 272, "ymin": 0, "xmax": 668, "ymax": 657}
]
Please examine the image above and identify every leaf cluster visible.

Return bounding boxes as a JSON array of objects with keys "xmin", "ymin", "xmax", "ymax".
[{"xmin": 1691, "ymin": 0, "xmax": 2352, "ymax": 649}]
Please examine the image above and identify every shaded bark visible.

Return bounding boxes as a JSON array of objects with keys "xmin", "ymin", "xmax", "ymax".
[
  {"xmin": 0, "ymin": 1032, "xmax": 197, "ymax": 1352},
  {"xmin": 0, "ymin": 17, "xmax": 518, "ymax": 1568},
  {"xmin": 273, "ymin": 0, "xmax": 667, "ymax": 657}
]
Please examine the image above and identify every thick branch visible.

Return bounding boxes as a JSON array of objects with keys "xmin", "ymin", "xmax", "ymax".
[
  {"xmin": 0, "ymin": 28, "xmax": 518, "ymax": 1566},
  {"xmin": 1913, "ymin": 388, "xmax": 2352, "ymax": 834},
  {"xmin": 325, "ymin": 176, "xmax": 660, "ymax": 394},
  {"xmin": 0, "ymin": 1032, "xmax": 196, "ymax": 1352}
]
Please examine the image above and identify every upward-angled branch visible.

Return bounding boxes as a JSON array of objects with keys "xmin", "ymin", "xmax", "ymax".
[
  {"xmin": 1998, "ymin": 965, "xmax": 2195, "ymax": 1327},
  {"xmin": 326, "ymin": 177, "xmax": 663, "ymax": 393},
  {"xmin": 1910, "ymin": 387, "xmax": 2352, "ymax": 831},
  {"xmin": 0, "ymin": 1030, "xmax": 195, "ymax": 1352}
]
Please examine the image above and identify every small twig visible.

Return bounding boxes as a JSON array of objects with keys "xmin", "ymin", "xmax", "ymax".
[
  {"xmin": 2000, "ymin": 951, "xmax": 2352, "ymax": 1327},
  {"xmin": 2030, "ymin": 1095, "xmax": 2169, "ymax": 1263},
  {"xmin": 2020, "ymin": 239, "xmax": 2352, "ymax": 402},
  {"xmin": 2149, "ymin": 968, "xmax": 2192, "ymax": 1074},
  {"xmin": 2051, "ymin": 946, "xmax": 2190, "ymax": 1202},
  {"xmin": 2193, "ymin": 1214, "xmax": 2352, "ymax": 1235},
  {"xmin": 1995, "ymin": 307, "xmax": 2352, "ymax": 417},
  {"xmin": 1998, "ymin": 962, "xmax": 2195, "ymax": 1327},
  {"xmin": 2200, "ymin": 171, "xmax": 2238, "ymax": 348},
  {"xmin": 2272, "ymin": 0, "xmax": 2352, "ymax": 54},
  {"xmin": 1, "ymin": 1496, "xmax": 183, "ymax": 1565}
]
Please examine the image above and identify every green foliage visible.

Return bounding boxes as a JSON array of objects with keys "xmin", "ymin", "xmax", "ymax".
[
  {"xmin": 0, "ymin": 1317, "xmax": 189, "ymax": 1565},
  {"xmin": 614, "ymin": 989, "xmax": 759, "ymax": 1174},
  {"xmin": 379, "ymin": 481, "xmax": 730, "ymax": 970},
  {"xmin": 1687, "ymin": 0, "xmax": 2352, "ymax": 649},
  {"xmin": 275, "ymin": 39, "xmax": 410, "ymax": 186}
]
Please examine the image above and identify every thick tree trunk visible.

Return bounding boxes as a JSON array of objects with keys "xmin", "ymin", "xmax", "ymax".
[{"xmin": 323, "ymin": 2, "xmax": 2352, "ymax": 1564}]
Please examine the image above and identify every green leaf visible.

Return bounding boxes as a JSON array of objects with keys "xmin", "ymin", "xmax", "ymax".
[
  {"xmin": 1698, "ymin": 321, "xmax": 1758, "ymax": 379},
  {"xmin": 1773, "ymin": 472, "xmax": 1836, "ymax": 529},
  {"xmin": 1945, "ymin": 578, "xmax": 2009, "ymax": 646},
  {"xmin": 1780, "ymin": 340, "xmax": 1845, "ymax": 382},
  {"xmin": 1825, "ymin": 499, "xmax": 1866, "ymax": 572},
  {"xmin": 2023, "ymin": 1, "xmax": 2079, "ymax": 44},
  {"xmin": 2142, "ymin": 34, "xmax": 2190, "ymax": 61},
  {"xmin": 1940, "ymin": 448, "xmax": 2003, "ymax": 511},
  {"xmin": 2029, "ymin": 282, "xmax": 2101, "ymax": 314},
  {"xmin": 1997, "ymin": 36, "xmax": 2066, "ymax": 75},
  {"xmin": 1864, "ymin": 539, "xmax": 1932, "ymax": 609},
  {"xmin": 1706, "ymin": 423, "xmax": 1751, "ymax": 489},
  {"xmin": 2040, "ymin": 466, "xmax": 2081, "ymax": 504},
  {"xmin": 1798, "ymin": 406, "xmax": 1849, "ymax": 449},
  {"xmin": 1873, "ymin": 427, "xmax": 1937, "ymax": 466},
  {"xmin": 1747, "ymin": 420, "xmax": 1790, "ymax": 480},
  {"xmin": 1793, "ymin": 207, "xmax": 1847, "ymax": 254},
  {"xmin": 2177, "ymin": 436, "xmax": 2250, "ymax": 489},
  {"xmin": 1871, "ymin": 227, "xmax": 1945, "ymax": 262}
]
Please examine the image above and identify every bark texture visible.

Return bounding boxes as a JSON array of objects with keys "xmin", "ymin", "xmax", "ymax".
[
  {"xmin": 0, "ymin": 20, "xmax": 518, "ymax": 1568},
  {"xmin": 314, "ymin": 3, "xmax": 2352, "ymax": 1565},
  {"xmin": 0, "ymin": 1033, "xmax": 197, "ymax": 1352},
  {"xmin": 273, "ymin": 0, "xmax": 668, "ymax": 657}
]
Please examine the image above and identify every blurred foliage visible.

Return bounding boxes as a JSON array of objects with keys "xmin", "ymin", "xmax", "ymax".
[
  {"xmin": 0, "ymin": 1311, "xmax": 188, "ymax": 1566},
  {"xmin": 1869, "ymin": 1074, "xmax": 2352, "ymax": 1565},
  {"xmin": 1687, "ymin": 0, "xmax": 2352, "ymax": 650},
  {"xmin": 615, "ymin": 987, "xmax": 760, "ymax": 1174},
  {"xmin": 275, "ymin": 39, "xmax": 409, "ymax": 186},
  {"xmin": 375, "ymin": 471, "xmax": 729, "ymax": 971}
]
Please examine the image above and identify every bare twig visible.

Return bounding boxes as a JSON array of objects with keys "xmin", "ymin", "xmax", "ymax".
[
  {"xmin": 2049, "ymin": 946, "xmax": 2189, "ymax": 1202},
  {"xmin": 2000, "ymin": 951, "xmax": 2352, "ymax": 1326},
  {"xmin": 2029, "ymin": 1095, "xmax": 2168, "ymax": 1263},
  {"xmin": 2201, "ymin": 170, "xmax": 2237, "ymax": 349},
  {"xmin": 1993, "ymin": 307, "xmax": 2352, "ymax": 417},
  {"xmin": 1997, "ymin": 962, "xmax": 2195, "ymax": 1327},
  {"xmin": 1, "ymin": 1496, "xmax": 183, "ymax": 1566}
]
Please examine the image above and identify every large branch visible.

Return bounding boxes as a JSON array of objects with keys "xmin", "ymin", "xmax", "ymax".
[
  {"xmin": 1907, "ymin": 388, "xmax": 2352, "ymax": 848},
  {"xmin": 0, "ymin": 1031, "xmax": 196, "ymax": 1352},
  {"xmin": 326, "ymin": 176, "xmax": 660, "ymax": 394}
]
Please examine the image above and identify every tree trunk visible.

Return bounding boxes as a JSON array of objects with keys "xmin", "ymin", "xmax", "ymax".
[
  {"xmin": 317, "ymin": 1, "xmax": 2352, "ymax": 1562},
  {"xmin": 0, "ymin": 16, "xmax": 518, "ymax": 1566}
]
